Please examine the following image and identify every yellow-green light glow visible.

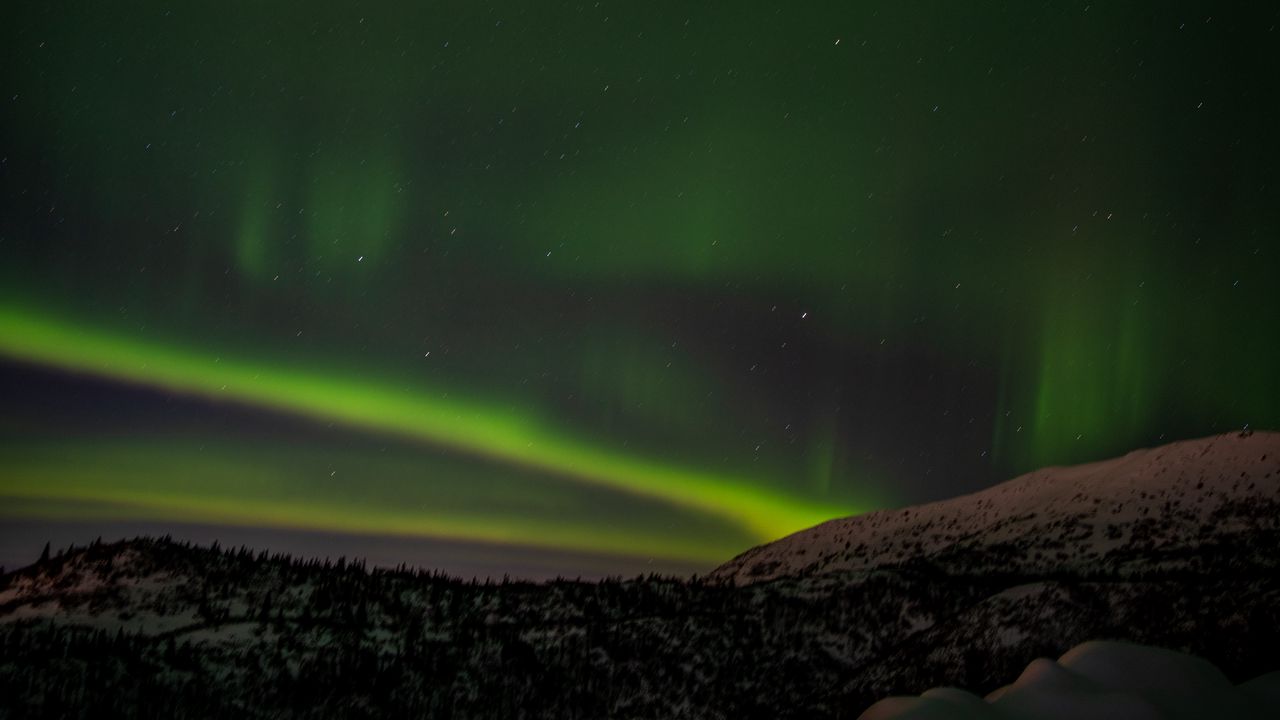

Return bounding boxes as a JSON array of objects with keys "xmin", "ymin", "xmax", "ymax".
[
  {"xmin": 0, "ymin": 305, "xmax": 857, "ymax": 551},
  {"xmin": 1, "ymin": 449, "xmax": 741, "ymax": 565}
]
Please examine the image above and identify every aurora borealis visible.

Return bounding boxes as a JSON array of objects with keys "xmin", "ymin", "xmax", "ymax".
[{"xmin": 1, "ymin": 2, "xmax": 1277, "ymax": 576}]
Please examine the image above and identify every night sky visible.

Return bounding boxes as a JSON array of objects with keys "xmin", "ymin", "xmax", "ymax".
[{"xmin": 2, "ymin": 2, "xmax": 1277, "ymax": 577}]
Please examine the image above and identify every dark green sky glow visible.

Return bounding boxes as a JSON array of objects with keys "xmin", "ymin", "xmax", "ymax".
[{"xmin": 2, "ymin": 2, "xmax": 1277, "ymax": 575}]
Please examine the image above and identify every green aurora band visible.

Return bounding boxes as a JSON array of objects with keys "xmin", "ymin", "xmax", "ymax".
[{"xmin": 0, "ymin": 304, "xmax": 854, "ymax": 561}]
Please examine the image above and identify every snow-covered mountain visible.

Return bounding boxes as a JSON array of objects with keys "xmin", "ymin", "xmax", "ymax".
[
  {"xmin": 1, "ymin": 431, "xmax": 1277, "ymax": 718},
  {"xmin": 713, "ymin": 431, "xmax": 1280, "ymax": 583}
]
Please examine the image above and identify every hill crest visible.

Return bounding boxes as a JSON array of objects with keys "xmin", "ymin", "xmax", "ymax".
[{"xmin": 712, "ymin": 431, "xmax": 1280, "ymax": 583}]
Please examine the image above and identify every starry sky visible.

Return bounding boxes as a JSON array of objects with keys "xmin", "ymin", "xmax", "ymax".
[{"xmin": 1, "ymin": 2, "xmax": 1277, "ymax": 577}]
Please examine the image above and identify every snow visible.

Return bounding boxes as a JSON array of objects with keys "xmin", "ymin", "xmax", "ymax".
[
  {"xmin": 859, "ymin": 640, "xmax": 1280, "ymax": 720},
  {"xmin": 713, "ymin": 432, "xmax": 1280, "ymax": 583}
]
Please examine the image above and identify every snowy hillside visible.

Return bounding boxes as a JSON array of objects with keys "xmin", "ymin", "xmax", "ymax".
[
  {"xmin": 1, "ymin": 432, "xmax": 1278, "ymax": 718},
  {"xmin": 713, "ymin": 431, "xmax": 1280, "ymax": 583}
]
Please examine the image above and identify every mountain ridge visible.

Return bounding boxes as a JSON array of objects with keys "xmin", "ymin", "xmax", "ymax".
[
  {"xmin": 1, "ymin": 431, "xmax": 1277, "ymax": 718},
  {"xmin": 712, "ymin": 431, "xmax": 1280, "ymax": 583}
]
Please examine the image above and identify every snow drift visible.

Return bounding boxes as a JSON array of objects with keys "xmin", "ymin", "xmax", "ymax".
[{"xmin": 859, "ymin": 640, "xmax": 1280, "ymax": 720}]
